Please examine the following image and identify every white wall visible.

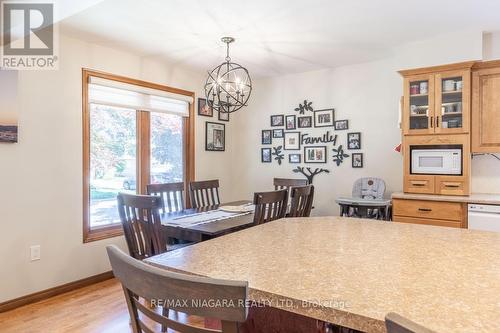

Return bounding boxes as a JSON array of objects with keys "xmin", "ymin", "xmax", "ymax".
[
  {"xmin": 0, "ymin": 34, "xmax": 235, "ymax": 302},
  {"xmin": 230, "ymin": 29, "xmax": 500, "ymax": 216}
]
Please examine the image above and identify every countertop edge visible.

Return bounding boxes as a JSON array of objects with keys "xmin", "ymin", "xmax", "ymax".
[{"xmin": 391, "ymin": 192, "xmax": 500, "ymax": 205}]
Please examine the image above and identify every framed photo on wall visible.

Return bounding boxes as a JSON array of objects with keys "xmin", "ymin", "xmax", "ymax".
[
  {"xmin": 347, "ymin": 132, "xmax": 361, "ymax": 149},
  {"xmin": 273, "ymin": 129, "xmax": 284, "ymax": 138},
  {"xmin": 261, "ymin": 148, "xmax": 272, "ymax": 163},
  {"xmin": 218, "ymin": 111, "xmax": 229, "ymax": 122},
  {"xmin": 262, "ymin": 130, "xmax": 272, "ymax": 144},
  {"xmin": 288, "ymin": 154, "xmax": 301, "ymax": 164},
  {"xmin": 285, "ymin": 115, "xmax": 296, "ymax": 130},
  {"xmin": 334, "ymin": 119, "xmax": 349, "ymax": 130},
  {"xmin": 271, "ymin": 115, "xmax": 284, "ymax": 127},
  {"xmin": 284, "ymin": 131, "xmax": 301, "ymax": 150},
  {"xmin": 313, "ymin": 109, "xmax": 334, "ymax": 127},
  {"xmin": 298, "ymin": 116, "xmax": 312, "ymax": 128},
  {"xmin": 205, "ymin": 122, "xmax": 225, "ymax": 151},
  {"xmin": 352, "ymin": 153, "xmax": 363, "ymax": 168},
  {"xmin": 304, "ymin": 146, "xmax": 327, "ymax": 163},
  {"xmin": 198, "ymin": 98, "xmax": 213, "ymax": 117}
]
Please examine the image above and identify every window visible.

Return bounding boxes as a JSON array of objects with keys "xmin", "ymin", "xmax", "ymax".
[{"xmin": 82, "ymin": 69, "xmax": 194, "ymax": 242}]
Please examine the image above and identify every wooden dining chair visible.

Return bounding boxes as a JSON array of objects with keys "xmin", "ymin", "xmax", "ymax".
[
  {"xmin": 107, "ymin": 245, "xmax": 248, "ymax": 333},
  {"xmin": 146, "ymin": 182, "xmax": 185, "ymax": 213},
  {"xmin": 385, "ymin": 312, "xmax": 436, "ymax": 333},
  {"xmin": 253, "ymin": 189, "xmax": 288, "ymax": 224},
  {"xmin": 117, "ymin": 193, "xmax": 166, "ymax": 260},
  {"xmin": 273, "ymin": 178, "xmax": 309, "ymax": 190},
  {"xmin": 189, "ymin": 179, "xmax": 221, "ymax": 208},
  {"xmin": 288, "ymin": 185, "xmax": 315, "ymax": 217}
]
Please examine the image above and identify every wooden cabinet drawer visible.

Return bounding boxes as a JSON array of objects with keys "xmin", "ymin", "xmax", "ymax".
[
  {"xmin": 392, "ymin": 199, "xmax": 463, "ymax": 221},
  {"xmin": 393, "ymin": 216, "xmax": 462, "ymax": 228},
  {"xmin": 436, "ymin": 179, "xmax": 466, "ymax": 195},
  {"xmin": 404, "ymin": 176, "xmax": 435, "ymax": 194}
]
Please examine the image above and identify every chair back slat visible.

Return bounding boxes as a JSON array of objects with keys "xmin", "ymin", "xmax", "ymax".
[
  {"xmin": 253, "ymin": 189, "xmax": 288, "ymax": 224},
  {"xmin": 385, "ymin": 312, "xmax": 436, "ymax": 333},
  {"xmin": 289, "ymin": 185, "xmax": 314, "ymax": 217},
  {"xmin": 273, "ymin": 178, "xmax": 308, "ymax": 190},
  {"xmin": 107, "ymin": 245, "xmax": 248, "ymax": 333},
  {"xmin": 117, "ymin": 193, "xmax": 165, "ymax": 260},
  {"xmin": 146, "ymin": 182, "xmax": 185, "ymax": 214},
  {"xmin": 189, "ymin": 180, "xmax": 220, "ymax": 208}
]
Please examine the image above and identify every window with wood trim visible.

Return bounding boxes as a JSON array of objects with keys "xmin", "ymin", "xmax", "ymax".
[{"xmin": 82, "ymin": 69, "xmax": 195, "ymax": 243}]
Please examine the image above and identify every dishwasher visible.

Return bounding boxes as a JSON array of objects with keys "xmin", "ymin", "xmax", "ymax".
[{"xmin": 468, "ymin": 204, "xmax": 500, "ymax": 232}]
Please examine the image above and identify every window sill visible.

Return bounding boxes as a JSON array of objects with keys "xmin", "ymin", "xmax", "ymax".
[{"xmin": 83, "ymin": 224, "xmax": 123, "ymax": 243}]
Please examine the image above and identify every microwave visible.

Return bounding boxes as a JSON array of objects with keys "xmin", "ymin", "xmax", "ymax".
[{"xmin": 410, "ymin": 145, "xmax": 462, "ymax": 175}]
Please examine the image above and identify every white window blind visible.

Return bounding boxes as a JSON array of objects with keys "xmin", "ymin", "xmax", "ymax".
[{"xmin": 88, "ymin": 76, "xmax": 191, "ymax": 117}]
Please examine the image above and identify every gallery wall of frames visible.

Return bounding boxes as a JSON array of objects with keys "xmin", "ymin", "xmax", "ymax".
[{"xmin": 260, "ymin": 100, "xmax": 364, "ymax": 183}]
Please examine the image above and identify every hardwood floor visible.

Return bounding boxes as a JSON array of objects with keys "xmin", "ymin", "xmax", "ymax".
[{"xmin": 0, "ymin": 278, "xmax": 133, "ymax": 333}]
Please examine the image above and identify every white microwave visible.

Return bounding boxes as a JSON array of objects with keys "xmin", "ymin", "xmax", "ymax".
[{"xmin": 410, "ymin": 146, "xmax": 462, "ymax": 175}]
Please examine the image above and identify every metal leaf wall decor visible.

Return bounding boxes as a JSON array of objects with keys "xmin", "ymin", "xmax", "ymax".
[
  {"xmin": 272, "ymin": 146, "xmax": 285, "ymax": 165},
  {"xmin": 332, "ymin": 145, "xmax": 350, "ymax": 166},
  {"xmin": 294, "ymin": 100, "xmax": 313, "ymax": 114}
]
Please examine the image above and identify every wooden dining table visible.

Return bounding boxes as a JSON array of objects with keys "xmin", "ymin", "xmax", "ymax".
[{"xmin": 160, "ymin": 200, "xmax": 255, "ymax": 242}]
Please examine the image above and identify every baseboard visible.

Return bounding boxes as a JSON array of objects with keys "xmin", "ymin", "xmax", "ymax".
[{"xmin": 0, "ymin": 271, "xmax": 114, "ymax": 313}]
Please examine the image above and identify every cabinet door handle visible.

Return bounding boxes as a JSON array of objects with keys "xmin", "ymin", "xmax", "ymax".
[
  {"xmin": 436, "ymin": 116, "xmax": 440, "ymax": 127},
  {"xmin": 418, "ymin": 208, "xmax": 432, "ymax": 212},
  {"xmin": 444, "ymin": 184, "xmax": 460, "ymax": 188},
  {"xmin": 430, "ymin": 116, "xmax": 433, "ymax": 128},
  {"xmin": 411, "ymin": 182, "xmax": 426, "ymax": 187}
]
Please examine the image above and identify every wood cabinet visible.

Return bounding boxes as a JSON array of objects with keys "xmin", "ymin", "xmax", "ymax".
[
  {"xmin": 392, "ymin": 198, "xmax": 467, "ymax": 228},
  {"xmin": 402, "ymin": 134, "xmax": 471, "ymax": 195},
  {"xmin": 400, "ymin": 63, "xmax": 473, "ymax": 136},
  {"xmin": 472, "ymin": 60, "xmax": 500, "ymax": 152}
]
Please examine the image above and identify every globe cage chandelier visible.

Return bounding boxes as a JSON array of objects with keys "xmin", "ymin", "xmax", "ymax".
[{"xmin": 204, "ymin": 37, "xmax": 252, "ymax": 113}]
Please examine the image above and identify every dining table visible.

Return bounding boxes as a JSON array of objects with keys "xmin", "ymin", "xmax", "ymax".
[
  {"xmin": 146, "ymin": 216, "xmax": 500, "ymax": 333},
  {"xmin": 160, "ymin": 200, "xmax": 255, "ymax": 242}
]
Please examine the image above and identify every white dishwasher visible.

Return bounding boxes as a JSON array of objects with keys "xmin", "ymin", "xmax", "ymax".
[{"xmin": 468, "ymin": 204, "xmax": 500, "ymax": 232}]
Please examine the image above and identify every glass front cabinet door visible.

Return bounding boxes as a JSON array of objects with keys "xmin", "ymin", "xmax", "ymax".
[
  {"xmin": 434, "ymin": 70, "xmax": 470, "ymax": 134},
  {"xmin": 403, "ymin": 74, "xmax": 435, "ymax": 135}
]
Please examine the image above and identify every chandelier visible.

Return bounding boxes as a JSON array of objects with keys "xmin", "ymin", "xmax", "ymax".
[{"xmin": 204, "ymin": 37, "xmax": 252, "ymax": 113}]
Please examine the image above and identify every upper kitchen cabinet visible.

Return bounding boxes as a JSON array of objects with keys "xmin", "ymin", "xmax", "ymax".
[
  {"xmin": 472, "ymin": 60, "xmax": 500, "ymax": 152},
  {"xmin": 399, "ymin": 62, "xmax": 475, "ymax": 136}
]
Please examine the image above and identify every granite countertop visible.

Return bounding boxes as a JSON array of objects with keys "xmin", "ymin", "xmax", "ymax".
[
  {"xmin": 392, "ymin": 192, "xmax": 500, "ymax": 205},
  {"xmin": 146, "ymin": 217, "xmax": 500, "ymax": 333}
]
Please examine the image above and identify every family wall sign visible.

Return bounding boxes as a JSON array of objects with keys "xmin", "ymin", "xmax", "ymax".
[{"xmin": 260, "ymin": 100, "xmax": 364, "ymax": 184}]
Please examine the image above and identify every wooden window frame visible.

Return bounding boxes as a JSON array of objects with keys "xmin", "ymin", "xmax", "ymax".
[{"xmin": 82, "ymin": 68, "xmax": 195, "ymax": 243}]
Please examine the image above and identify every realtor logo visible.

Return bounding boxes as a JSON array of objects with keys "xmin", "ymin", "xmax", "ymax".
[{"xmin": 1, "ymin": 1, "xmax": 58, "ymax": 69}]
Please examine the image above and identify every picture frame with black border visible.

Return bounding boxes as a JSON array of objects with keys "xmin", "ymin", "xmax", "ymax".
[
  {"xmin": 288, "ymin": 154, "xmax": 301, "ymax": 164},
  {"xmin": 347, "ymin": 132, "xmax": 361, "ymax": 150},
  {"xmin": 352, "ymin": 153, "xmax": 363, "ymax": 168},
  {"xmin": 218, "ymin": 111, "xmax": 229, "ymax": 122},
  {"xmin": 273, "ymin": 129, "xmax": 284, "ymax": 138},
  {"xmin": 313, "ymin": 109, "xmax": 334, "ymax": 127},
  {"xmin": 261, "ymin": 148, "xmax": 272, "ymax": 163},
  {"xmin": 271, "ymin": 114, "xmax": 284, "ymax": 127},
  {"xmin": 262, "ymin": 130, "xmax": 272, "ymax": 144},
  {"xmin": 284, "ymin": 131, "xmax": 301, "ymax": 150},
  {"xmin": 334, "ymin": 119, "xmax": 349, "ymax": 130},
  {"xmin": 304, "ymin": 146, "xmax": 327, "ymax": 163},
  {"xmin": 285, "ymin": 115, "xmax": 296, "ymax": 130},
  {"xmin": 205, "ymin": 121, "xmax": 225, "ymax": 151},
  {"xmin": 198, "ymin": 98, "xmax": 213, "ymax": 117},
  {"xmin": 298, "ymin": 116, "xmax": 312, "ymax": 128}
]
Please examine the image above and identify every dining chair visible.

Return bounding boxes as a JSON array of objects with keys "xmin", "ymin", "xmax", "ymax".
[
  {"xmin": 189, "ymin": 179, "xmax": 220, "ymax": 208},
  {"xmin": 385, "ymin": 312, "xmax": 436, "ymax": 333},
  {"xmin": 146, "ymin": 182, "xmax": 185, "ymax": 213},
  {"xmin": 273, "ymin": 177, "xmax": 309, "ymax": 190},
  {"xmin": 117, "ymin": 193, "xmax": 166, "ymax": 260},
  {"xmin": 288, "ymin": 185, "xmax": 314, "ymax": 217},
  {"xmin": 253, "ymin": 189, "xmax": 288, "ymax": 224},
  {"xmin": 106, "ymin": 245, "xmax": 248, "ymax": 333}
]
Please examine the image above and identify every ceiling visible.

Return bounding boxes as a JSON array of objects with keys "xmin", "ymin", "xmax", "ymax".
[{"xmin": 60, "ymin": 0, "xmax": 500, "ymax": 78}]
